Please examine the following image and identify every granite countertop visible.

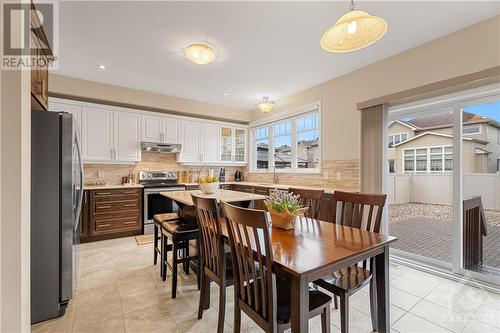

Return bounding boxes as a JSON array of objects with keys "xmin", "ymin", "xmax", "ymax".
[
  {"xmin": 161, "ymin": 189, "xmax": 267, "ymax": 206},
  {"xmin": 179, "ymin": 181, "xmax": 335, "ymax": 194},
  {"xmin": 83, "ymin": 184, "xmax": 144, "ymax": 190}
]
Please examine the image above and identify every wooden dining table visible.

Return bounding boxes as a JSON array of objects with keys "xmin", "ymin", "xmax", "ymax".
[{"xmin": 161, "ymin": 189, "xmax": 397, "ymax": 333}]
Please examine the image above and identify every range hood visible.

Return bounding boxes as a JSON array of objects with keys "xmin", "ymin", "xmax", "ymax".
[{"xmin": 141, "ymin": 142, "xmax": 182, "ymax": 153}]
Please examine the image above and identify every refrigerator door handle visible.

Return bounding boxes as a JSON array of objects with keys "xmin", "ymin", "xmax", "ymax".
[{"xmin": 74, "ymin": 131, "xmax": 84, "ymax": 231}]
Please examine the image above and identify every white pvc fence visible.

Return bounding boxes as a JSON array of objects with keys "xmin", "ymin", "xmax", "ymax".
[{"xmin": 388, "ymin": 173, "xmax": 500, "ymax": 210}]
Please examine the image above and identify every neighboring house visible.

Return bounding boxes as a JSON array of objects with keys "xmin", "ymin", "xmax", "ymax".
[
  {"xmin": 387, "ymin": 112, "xmax": 500, "ymax": 174},
  {"xmin": 255, "ymin": 139, "xmax": 319, "ymax": 169}
]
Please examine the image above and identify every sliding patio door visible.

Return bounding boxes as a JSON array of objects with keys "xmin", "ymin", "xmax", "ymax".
[
  {"xmin": 385, "ymin": 84, "xmax": 500, "ymax": 285},
  {"xmin": 460, "ymin": 97, "xmax": 500, "ymax": 283},
  {"xmin": 386, "ymin": 108, "xmax": 455, "ymax": 269}
]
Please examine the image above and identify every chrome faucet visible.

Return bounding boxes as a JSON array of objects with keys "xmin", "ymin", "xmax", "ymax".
[{"xmin": 270, "ymin": 166, "xmax": 278, "ymax": 184}]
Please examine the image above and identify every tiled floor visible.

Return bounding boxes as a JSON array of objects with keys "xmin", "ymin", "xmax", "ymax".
[{"xmin": 32, "ymin": 237, "xmax": 500, "ymax": 333}]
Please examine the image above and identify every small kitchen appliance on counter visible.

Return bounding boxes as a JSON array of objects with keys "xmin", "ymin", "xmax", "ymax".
[
  {"xmin": 139, "ymin": 171, "xmax": 185, "ymax": 234},
  {"xmin": 235, "ymin": 170, "xmax": 243, "ymax": 182},
  {"xmin": 219, "ymin": 168, "xmax": 226, "ymax": 182}
]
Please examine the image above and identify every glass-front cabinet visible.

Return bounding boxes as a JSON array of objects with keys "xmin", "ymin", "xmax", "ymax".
[{"xmin": 220, "ymin": 126, "xmax": 247, "ymax": 164}]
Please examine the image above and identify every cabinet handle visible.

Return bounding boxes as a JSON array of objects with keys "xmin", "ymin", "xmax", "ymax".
[
  {"xmin": 123, "ymin": 190, "xmax": 137, "ymax": 194},
  {"xmin": 123, "ymin": 204, "xmax": 136, "ymax": 207},
  {"xmin": 123, "ymin": 221, "xmax": 136, "ymax": 225},
  {"xmin": 98, "ymin": 205, "xmax": 111, "ymax": 209},
  {"xmin": 96, "ymin": 223, "xmax": 112, "ymax": 228},
  {"xmin": 96, "ymin": 192, "xmax": 111, "ymax": 195}
]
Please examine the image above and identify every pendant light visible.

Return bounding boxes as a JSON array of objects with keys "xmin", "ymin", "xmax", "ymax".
[
  {"xmin": 184, "ymin": 43, "xmax": 216, "ymax": 65},
  {"xmin": 257, "ymin": 96, "xmax": 274, "ymax": 113},
  {"xmin": 320, "ymin": 0, "xmax": 388, "ymax": 53}
]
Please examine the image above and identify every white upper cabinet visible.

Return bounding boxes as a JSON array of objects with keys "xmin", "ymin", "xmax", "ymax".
[
  {"xmin": 179, "ymin": 120, "xmax": 200, "ymax": 163},
  {"xmin": 141, "ymin": 115, "xmax": 179, "ymax": 144},
  {"xmin": 142, "ymin": 115, "xmax": 161, "ymax": 142},
  {"xmin": 162, "ymin": 117, "xmax": 180, "ymax": 144},
  {"xmin": 200, "ymin": 122, "xmax": 220, "ymax": 163},
  {"xmin": 50, "ymin": 97, "xmax": 248, "ymax": 165},
  {"xmin": 49, "ymin": 101, "xmax": 82, "ymax": 139},
  {"xmin": 81, "ymin": 107, "xmax": 114, "ymax": 161},
  {"xmin": 115, "ymin": 111, "xmax": 141, "ymax": 161}
]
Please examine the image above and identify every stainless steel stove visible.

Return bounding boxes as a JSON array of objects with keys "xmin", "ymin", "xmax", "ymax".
[{"xmin": 138, "ymin": 171, "xmax": 185, "ymax": 234}]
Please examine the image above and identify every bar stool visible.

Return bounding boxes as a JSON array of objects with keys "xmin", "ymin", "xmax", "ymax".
[
  {"xmin": 153, "ymin": 213, "xmax": 179, "ymax": 279},
  {"xmin": 160, "ymin": 219, "xmax": 200, "ymax": 298}
]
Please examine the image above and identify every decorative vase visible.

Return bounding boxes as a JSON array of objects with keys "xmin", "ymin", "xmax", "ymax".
[{"xmin": 268, "ymin": 208, "xmax": 297, "ymax": 230}]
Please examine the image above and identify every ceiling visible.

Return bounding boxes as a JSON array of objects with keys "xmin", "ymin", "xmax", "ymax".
[{"xmin": 53, "ymin": 1, "xmax": 500, "ymax": 110}]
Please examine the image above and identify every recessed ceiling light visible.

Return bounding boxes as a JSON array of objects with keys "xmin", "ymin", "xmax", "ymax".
[
  {"xmin": 184, "ymin": 43, "xmax": 216, "ymax": 65},
  {"xmin": 98, "ymin": 64, "xmax": 106, "ymax": 70},
  {"xmin": 223, "ymin": 92, "xmax": 229, "ymax": 96}
]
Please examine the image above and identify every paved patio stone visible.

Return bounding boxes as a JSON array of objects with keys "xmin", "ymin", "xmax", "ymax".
[{"xmin": 388, "ymin": 205, "xmax": 500, "ymax": 275}]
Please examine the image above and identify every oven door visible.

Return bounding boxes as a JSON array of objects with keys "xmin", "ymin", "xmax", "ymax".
[{"xmin": 143, "ymin": 187, "xmax": 185, "ymax": 234}]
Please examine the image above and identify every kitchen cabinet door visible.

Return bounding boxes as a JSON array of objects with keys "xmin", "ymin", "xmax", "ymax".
[
  {"xmin": 220, "ymin": 127, "xmax": 233, "ymax": 162},
  {"xmin": 200, "ymin": 122, "xmax": 220, "ymax": 163},
  {"xmin": 179, "ymin": 120, "xmax": 200, "ymax": 163},
  {"xmin": 234, "ymin": 128, "xmax": 247, "ymax": 162},
  {"xmin": 142, "ymin": 115, "xmax": 161, "ymax": 142},
  {"xmin": 162, "ymin": 117, "xmax": 180, "ymax": 144},
  {"xmin": 115, "ymin": 111, "xmax": 141, "ymax": 161},
  {"xmin": 49, "ymin": 101, "xmax": 82, "ymax": 140},
  {"xmin": 81, "ymin": 107, "xmax": 114, "ymax": 161}
]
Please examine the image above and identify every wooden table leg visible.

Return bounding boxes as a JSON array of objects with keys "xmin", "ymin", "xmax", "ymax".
[
  {"xmin": 290, "ymin": 275, "xmax": 309, "ymax": 332},
  {"xmin": 372, "ymin": 245, "xmax": 390, "ymax": 332}
]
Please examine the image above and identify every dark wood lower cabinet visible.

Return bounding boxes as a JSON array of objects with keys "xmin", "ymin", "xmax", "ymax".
[{"xmin": 80, "ymin": 188, "xmax": 142, "ymax": 243}]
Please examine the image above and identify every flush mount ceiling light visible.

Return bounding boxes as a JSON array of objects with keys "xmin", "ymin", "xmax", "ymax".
[
  {"xmin": 320, "ymin": 0, "xmax": 388, "ymax": 53},
  {"xmin": 257, "ymin": 96, "xmax": 274, "ymax": 113},
  {"xmin": 184, "ymin": 43, "xmax": 216, "ymax": 65},
  {"xmin": 97, "ymin": 64, "xmax": 106, "ymax": 70}
]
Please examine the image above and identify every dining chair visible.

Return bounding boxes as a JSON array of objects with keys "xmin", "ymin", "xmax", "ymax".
[
  {"xmin": 314, "ymin": 191, "xmax": 387, "ymax": 333},
  {"xmin": 289, "ymin": 188, "xmax": 324, "ymax": 219},
  {"xmin": 222, "ymin": 202, "xmax": 332, "ymax": 333},
  {"xmin": 192, "ymin": 195, "xmax": 233, "ymax": 333}
]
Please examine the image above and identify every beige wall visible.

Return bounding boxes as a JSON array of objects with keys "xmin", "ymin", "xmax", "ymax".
[
  {"xmin": 251, "ymin": 15, "xmax": 500, "ymax": 162},
  {"xmin": 49, "ymin": 74, "xmax": 252, "ymax": 123},
  {"xmin": 0, "ymin": 5, "xmax": 32, "ymax": 332}
]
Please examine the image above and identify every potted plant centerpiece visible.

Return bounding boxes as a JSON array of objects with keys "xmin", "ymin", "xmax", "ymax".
[{"xmin": 264, "ymin": 190, "xmax": 302, "ymax": 230}]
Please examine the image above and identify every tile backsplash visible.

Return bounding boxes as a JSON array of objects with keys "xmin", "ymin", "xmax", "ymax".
[
  {"xmin": 84, "ymin": 154, "xmax": 359, "ymax": 191},
  {"xmin": 243, "ymin": 160, "xmax": 360, "ymax": 192},
  {"xmin": 83, "ymin": 152, "xmax": 244, "ymax": 185}
]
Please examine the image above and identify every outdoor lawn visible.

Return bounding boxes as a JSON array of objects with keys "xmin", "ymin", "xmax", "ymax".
[{"xmin": 389, "ymin": 203, "xmax": 500, "ymax": 275}]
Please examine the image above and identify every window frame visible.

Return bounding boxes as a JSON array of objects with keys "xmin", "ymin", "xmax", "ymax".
[
  {"xmin": 402, "ymin": 145, "xmax": 453, "ymax": 174},
  {"xmin": 388, "ymin": 132, "xmax": 409, "ymax": 148},
  {"xmin": 249, "ymin": 103, "xmax": 321, "ymax": 173},
  {"xmin": 462, "ymin": 124, "xmax": 482, "ymax": 135}
]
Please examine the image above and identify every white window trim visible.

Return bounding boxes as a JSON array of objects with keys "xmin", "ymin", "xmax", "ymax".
[
  {"xmin": 388, "ymin": 132, "xmax": 409, "ymax": 148},
  {"xmin": 249, "ymin": 102, "xmax": 321, "ymax": 173},
  {"xmin": 462, "ymin": 124, "xmax": 482, "ymax": 135},
  {"xmin": 402, "ymin": 145, "xmax": 453, "ymax": 174}
]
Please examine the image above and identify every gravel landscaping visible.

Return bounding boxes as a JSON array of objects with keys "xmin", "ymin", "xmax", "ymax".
[{"xmin": 388, "ymin": 203, "xmax": 500, "ymax": 274}]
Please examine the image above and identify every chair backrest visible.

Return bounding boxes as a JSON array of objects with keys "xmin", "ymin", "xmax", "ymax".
[
  {"xmin": 221, "ymin": 202, "xmax": 275, "ymax": 330},
  {"xmin": 192, "ymin": 195, "xmax": 225, "ymax": 279},
  {"xmin": 332, "ymin": 191, "xmax": 387, "ymax": 233},
  {"xmin": 289, "ymin": 188, "xmax": 324, "ymax": 219},
  {"xmin": 332, "ymin": 191, "xmax": 387, "ymax": 271}
]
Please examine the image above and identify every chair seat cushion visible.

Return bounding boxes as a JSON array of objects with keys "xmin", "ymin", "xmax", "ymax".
[
  {"xmin": 161, "ymin": 220, "xmax": 198, "ymax": 235},
  {"xmin": 276, "ymin": 275, "xmax": 331, "ymax": 324},
  {"xmin": 314, "ymin": 266, "xmax": 372, "ymax": 294},
  {"xmin": 154, "ymin": 212, "xmax": 179, "ymax": 224}
]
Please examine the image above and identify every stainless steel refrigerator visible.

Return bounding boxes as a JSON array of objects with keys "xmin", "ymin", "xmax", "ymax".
[{"xmin": 31, "ymin": 111, "xmax": 83, "ymax": 323}]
